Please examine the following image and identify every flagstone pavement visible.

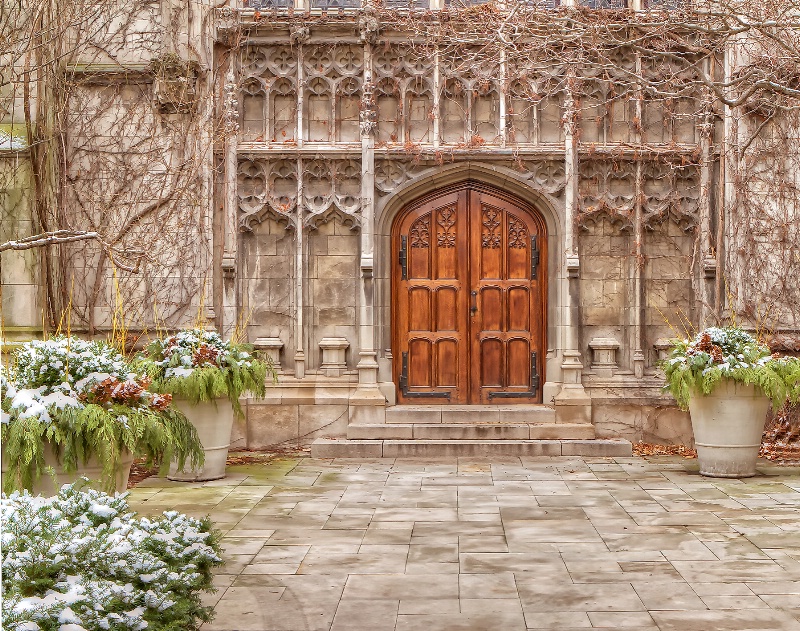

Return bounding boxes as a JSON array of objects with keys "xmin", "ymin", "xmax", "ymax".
[{"xmin": 129, "ymin": 456, "xmax": 800, "ymax": 631}]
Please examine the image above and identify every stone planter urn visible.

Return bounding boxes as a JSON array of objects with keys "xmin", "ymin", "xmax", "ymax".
[
  {"xmin": 167, "ymin": 398, "xmax": 234, "ymax": 482},
  {"xmin": 2, "ymin": 443, "xmax": 134, "ymax": 496},
  {"xmin": 688, "ymin": 379, "xmax": 771, "ymax": 478}
]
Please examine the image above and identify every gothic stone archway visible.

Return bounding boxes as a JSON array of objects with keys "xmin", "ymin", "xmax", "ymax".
[{"xmin": 392, "ymin": 182, "xmax": 547, "ymax": 404}]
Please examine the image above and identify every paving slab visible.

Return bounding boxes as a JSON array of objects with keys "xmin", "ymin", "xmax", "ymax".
[{"xmin": 126, "ymin": 455, "xmax": 800, "ymax": 630}]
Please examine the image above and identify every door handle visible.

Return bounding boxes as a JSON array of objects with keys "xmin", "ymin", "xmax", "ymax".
[{"xmin": 470, "ymin": 291, "xmax": 478, "ymax": 316}]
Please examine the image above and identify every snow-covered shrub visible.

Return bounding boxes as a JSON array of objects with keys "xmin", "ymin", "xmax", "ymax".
[
  {"xmin": 662, "ymin": 327, "xmax": 800, "ymax": 409},
  {"xmin": 1, "ymin": 337, "xmax": 204, "ymax": 493},
  {"xmin": 1, "ymin": 482, "xmax": 223, "ymax": 630},
  {"xmin": 138, "ymin": 329, "xmax": 272, "ymax": 416}
]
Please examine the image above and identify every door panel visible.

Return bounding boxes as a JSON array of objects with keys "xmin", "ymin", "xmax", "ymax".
[
  {"xmin": 394, "ymin": 185, "xmax": 545, "ymax": 404},
  {"xmin": 395, "ymin": 190, "xmax": 469, "ymax": 402},
  {"xmin": 469, "ymin": 189, "xmax": 542, "ymax": 403}
]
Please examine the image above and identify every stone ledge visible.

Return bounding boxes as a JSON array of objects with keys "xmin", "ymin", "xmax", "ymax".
[
  {"xmin": 310, "ymin": 438, "xmax": 632, "ymax": 458},
  {"xmin": 347, "ymin": 423, "xmax": 595, "ymax": 440},
  {"xmin": 385, "ymin": 405, "xmax": 557, "ymax": 425}
]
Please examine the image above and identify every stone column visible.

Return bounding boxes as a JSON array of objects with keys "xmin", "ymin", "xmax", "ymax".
[
  {"xmin": 698, "ymin": 83, "xmax": 716, "ymax": 326},
  {"xmin": 632, "ymin": 159, "xmax": 645, "ymax": 379},
  {"xmin": 350, "ymin": 38, "xmax": 386, "ymax": 424},
  {"xmin": 554, "ymin": 80, "xmax": 591, "ymax": 424},
  {"xmin": 221, "ymin": 67, "xmax": 239, "ymax": 336},
  {"xmin": 630, "ymin": 56, "xmax": 645, "ymax": 378},
  {"xmin": 294, "ymin": 42, "xmax": 307, "ymax": 378}
]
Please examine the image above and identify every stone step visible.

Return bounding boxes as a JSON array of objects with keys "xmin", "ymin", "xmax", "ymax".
[
  {"xmin": 348, "ymin": 423, "xmax": 596, "ymax": 441},
  {"xmin": 311, "ymin": 438, "xmax": 632, "ymax": 459},
  {"xmin": 385, "ymin": 405, "xmax": 556, "ymax": 424}
]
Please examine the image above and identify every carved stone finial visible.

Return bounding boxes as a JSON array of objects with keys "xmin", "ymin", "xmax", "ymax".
[
  {"xmin": 223, "ymin": 68, "xmax": 239, "ymax": 134},
  {"xmin": 359, "ymin": 4, "xmax": 380, "ymax": 43},
  {"xmin": 290, "ymin": 25, "xmax": 311, "ymax": 45},
  {"xmin": 360, "ymin": 80, "xmax": 377, "ymax": 137}
]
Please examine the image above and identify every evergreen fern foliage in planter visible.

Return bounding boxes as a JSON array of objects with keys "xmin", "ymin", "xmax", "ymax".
[
  {"xmin": 662, "ymin": 327, "xmax": 800, "ymax": 410},
  {"xmin": 2, "ymin": 483, "xmax": 223, "ymax": 630},
  {"xmin": 662, "ymin": 327, "xmax": 800, "ymax": 477},
  {"xmin": 1, "ymin": 337, "xmax": 204, "ymax": 494},
  {"xmin": 139, "ymin": 329, "xmax": 273, "ymax": 416}
]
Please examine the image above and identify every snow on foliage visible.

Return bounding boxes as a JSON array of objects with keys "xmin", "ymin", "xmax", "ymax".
[
  {"xmin": 1, "ymin": 338, "xmax": 204, "ymax": 493},
  {"xmin": 1, "ymin": 482, "xmax": 223, "ymax": 631},
  {"xmin": 138, "ymin": 329, "xmax": 271, "ymax": 417},
  {"xmin": 662, "ymin": 327, "xmax": 800, "ymax": 409}
]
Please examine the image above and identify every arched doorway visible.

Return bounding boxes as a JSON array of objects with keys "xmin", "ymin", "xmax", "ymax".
[{"xmin": 392, "ymin": 182, "xmax": 547, "ymax": 404}]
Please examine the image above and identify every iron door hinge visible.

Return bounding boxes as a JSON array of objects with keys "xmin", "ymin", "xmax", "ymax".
[
  {"xmin": 531, "ymin": 235, "xmax": 540, "ymax": 280},
  {"xmin": 488, "ymin": 351, "xmax": 539, "ymax": 399},
  {"xmin": 399, "ymin": 351, "xmax": 451, "ymax": 400}
]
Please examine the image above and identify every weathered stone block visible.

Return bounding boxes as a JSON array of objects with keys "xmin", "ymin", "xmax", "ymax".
[
  {"xmin": 582, "ymin": 256, "xmax": 624, "ymax": 280},
  {"xmin": 327, "ymin": 235, "xmax": 359, "ymax": 256},
  {"xmin": 246, "ymin": 404, "xmax": 299, "ymax": 448},
  {"xmin": 348, "ymin": 424, "xmax": 414, "ymax": 439},
  {"xmin": 561, "ymin": 439, "xmax": 632, "ymax": 457},
  {"xmin": 316, "ymin": 307, "xmax": 356, "ymax": 326},
  {"xmin": 528, "ymin": 423, "xmax": 596, "ymax": 439},
  {"xmin": 496, "ymin": 407, "xmax": 556, "ymax": 423},
  {"xmin": 385, "ymin": 406, "xmax": 442, "ymax": 424},
  {"xmin": 650, "ymin": 255, "xmax": 690, "ymax": 280},
  {"xmin": 310, "ymin": 438, "xmax": 383, "ymax": 458},
  {"xmin": 314, "ymin": 279, "xmax": 356, "ymax": 309},
  {"xmin": 412, "ymin": 424, "xmax": 530, "ymax": 440},
  {"xmin": 298, "ymin": 404, "xmax": 348, "ymax": 441},
  {"xmin": 441, "ymin": 407, "xmax": 500, "ymax": 424},
  {"xmin": 316, "ymin": 255, "xmax": 356, "ymax": 280},
  {"xmin": 583, "ymin": 307, "xmax": 623, "ymax": 327},
  {"xmin": 269, "ymin": 278, "xmax": 292, "ymax": 307}
]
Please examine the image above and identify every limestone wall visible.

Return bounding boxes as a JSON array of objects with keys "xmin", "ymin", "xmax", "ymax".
[
  {"xmin": 3, "ymin": 6, "xmax": 799, "ymax": 447},
  {"xmin": 0, "ymin": 155, "xmax": 39, "ymax": 337}
]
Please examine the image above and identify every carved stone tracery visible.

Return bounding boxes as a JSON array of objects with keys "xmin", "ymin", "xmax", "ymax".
[
  {"xmin": 514, "ymin": 160, "xmax": 567, "ymax": 196},
  {"xmin": 238, "ymin": 158, "xmax": 298, "ymax": 231},
  {"xmin": 374, "ymin": 159, "xmax": 431, "ymax": 196},
  {"xmin": 303, "ymin": 159, "xmax": 362, "ymax": 229},
  {"xmin": 304, "ymin": 45, "xmax": 364, "ymax": 143},
  {"xmin": 240, "ymin": 46, "xmax": 297, "ymax": 143},
  {"xmin": 373, "ymin": 46, "xmax": 435, "ymax": 144},
  {"xmin": 642, "ymin": 162, "xmax": 700, "ymax": 232},
  {"xmin": 577, "ymin": 160, "xmax": 636, "ymax": 231}
]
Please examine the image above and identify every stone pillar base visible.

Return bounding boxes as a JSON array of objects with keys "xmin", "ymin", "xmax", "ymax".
[
  {"xmin": 554, "ymin": 391, "xmax": 592, "ymax": 425},
  {"xmin": 348, "ymin": 397, "xmax": 387, "ymax": 424},
  {"xmin": 554, "ymin": 350, "xmax": 592, "ymax": 425}
]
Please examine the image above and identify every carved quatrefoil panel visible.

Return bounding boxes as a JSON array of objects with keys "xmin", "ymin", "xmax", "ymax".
[{"xmin": 514, "ymin": 160, "xmax": 567, "ymax": 197}]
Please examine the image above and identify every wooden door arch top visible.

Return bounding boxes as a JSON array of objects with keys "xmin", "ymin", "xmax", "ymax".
[{"xmin": 392, "ymin": 182, "xmax": 547, "ymax": 405}]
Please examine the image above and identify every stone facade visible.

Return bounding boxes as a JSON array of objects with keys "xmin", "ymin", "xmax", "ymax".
[{"xmin": 2, "ymin": 0, "xmax": 798, "ymax": 449}]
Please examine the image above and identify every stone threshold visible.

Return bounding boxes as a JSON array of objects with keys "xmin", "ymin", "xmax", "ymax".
[
  {"xmin": 348, "ymin": 423, "xmax": 595, "ymax": 440},
  {"xmin": 310, "ymin": 438, "xmax": 632, "ymax": 458},
  {"xmin": 385, "ymin": 404, "xmax": 557, "ymax": 424}
]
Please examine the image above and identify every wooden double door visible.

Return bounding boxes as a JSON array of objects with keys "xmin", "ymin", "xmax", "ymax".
[{"xmin": 393, "ymin": 184, "xmax": 546, "ymax": 404}]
